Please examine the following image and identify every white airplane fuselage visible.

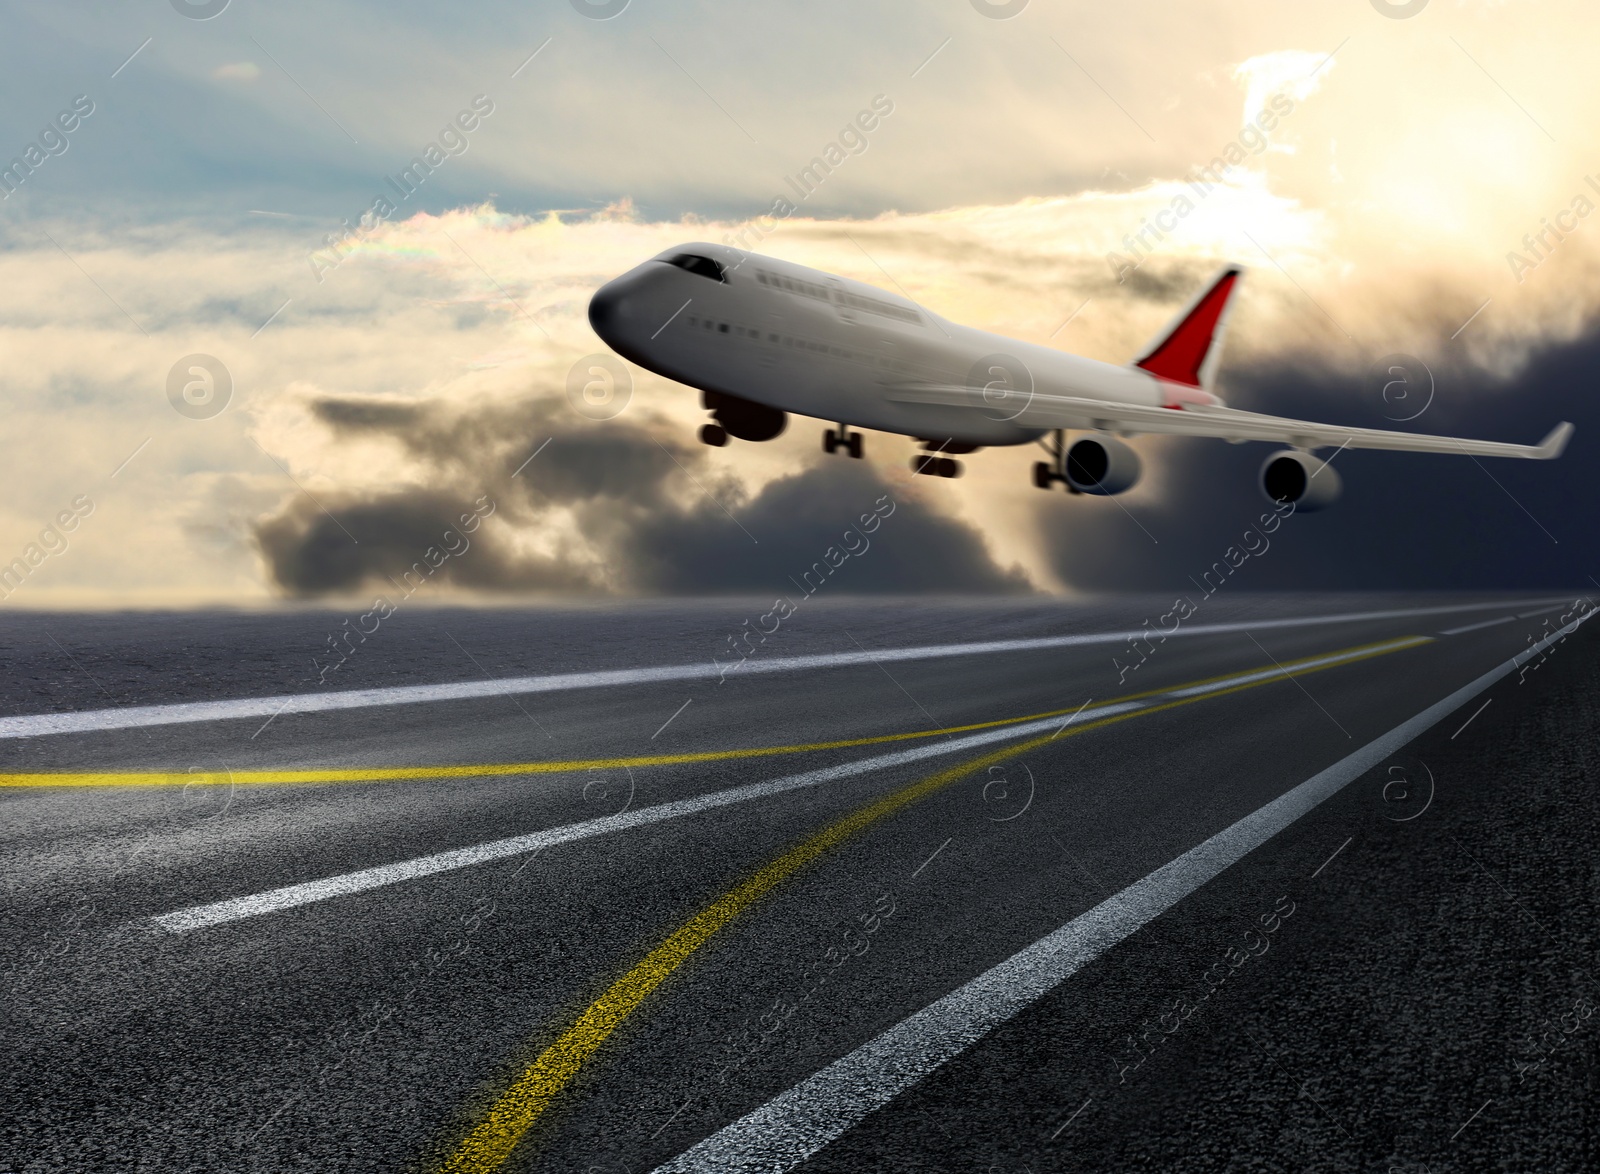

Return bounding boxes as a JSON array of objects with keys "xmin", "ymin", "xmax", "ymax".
[
  {"xmin": 587, "ymin": 243, "xmax": 1209, "ymax": 448},
  {"xmin": 587, "ymin": 243, "xmax": 1570, "ymax": 505}
]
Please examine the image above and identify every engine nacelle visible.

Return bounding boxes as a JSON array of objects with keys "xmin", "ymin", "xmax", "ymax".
[
  {"xmin": 1065, "ymin": 435, "xmax": 1142, "ymax": 495},
  {"xmin": 1259, "ymin": 450, "xmax": 1341, "ymax": 511},
  {"xmin": 703, "ymin": 391, "xmax": 786, "ymax": 441}
]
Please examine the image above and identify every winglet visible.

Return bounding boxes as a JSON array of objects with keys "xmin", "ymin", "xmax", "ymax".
[
  {"xmin": 1131, "ymin": 264, "xmax": 1244, "ymax": 393},
  {"xmin": 1535, "ymin": 421, "xmax": 1574, "ymax": 459}
]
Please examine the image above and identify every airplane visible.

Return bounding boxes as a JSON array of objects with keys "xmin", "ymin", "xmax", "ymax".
[{"xmin": 586, "ymin": 243, "xmax": 1572, "ymax": 510}]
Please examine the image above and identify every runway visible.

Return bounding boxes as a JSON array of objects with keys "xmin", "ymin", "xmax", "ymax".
[{"xmin": 3, "ymin": 593, "xmax": 1597, "ymax": 1173}]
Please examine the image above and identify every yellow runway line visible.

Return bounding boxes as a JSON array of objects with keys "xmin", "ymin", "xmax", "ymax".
[
  {"xmin": 435, "ymin": 633, "xmax": 1430, "ymax": 1172},
  {"xmin": 0, "ymin": 636, "xmax": 1430, "ymax": 791}
]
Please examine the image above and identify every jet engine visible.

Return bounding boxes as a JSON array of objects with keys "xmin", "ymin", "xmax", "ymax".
[
  {"xmin": 702, "ymin": 391, "xmax": 786, "ymax": 443},
  {"xmin": 1259, "ymin": 450, "xmax": 1341, "ymax": 511},
  {"xmin": 1064, "ymin": 436, "xmax": 1142, "ymax": 495}
]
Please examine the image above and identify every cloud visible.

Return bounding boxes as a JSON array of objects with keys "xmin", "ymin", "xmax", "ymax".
[
  {"xmin": 6, "ymin": 2, "xmax": 1600, "ymax": 602},
  {"xmin": 621, "ymin": 460, "xmax": 1034, "ymax": 595},
  {"xmin": 1033, "ymin": 331, "xmax": 1600, "ymax": 592},
  {"xmin": 254, "ymin": 384, "xmax": 1030, "ymax": 597},
  {"xmin": 1233, "ymin": 49, "xmax": 1333, "ymax": 120},
  {"xmin": 3, "ymin": 175, "xmax": 1597, "ymax": 605},
  {"xmin": 8, "ymin": 0, "xmax": 1595, "ymax": 229}
]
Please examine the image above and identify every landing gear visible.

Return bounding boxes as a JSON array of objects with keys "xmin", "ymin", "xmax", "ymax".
[
  {"xmin": 912, "ymin": 454, "xmax": 962, "ymax": 478},
  {"xmin": 823, "ymin": 427, "xmax": 863, "ymax": 459},
  {"xmin": 699, "ymin": 423, "xmax": 728, "ymax": 447},
  {"xmin": 1031, "ymin": 429, "xmax": 1074, "ymax": 490},
  {"xmin": 913, "ymin": 439, "xmax": 964, "ymax": 479}
]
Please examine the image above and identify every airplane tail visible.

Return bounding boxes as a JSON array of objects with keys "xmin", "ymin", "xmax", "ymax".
[{"xmin": 1130, "ymin": 264, "xmax": 1243, "ymax": 401}]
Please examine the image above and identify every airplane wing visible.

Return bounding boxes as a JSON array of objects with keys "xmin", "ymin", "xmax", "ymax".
[{"xmin": 883, "ymin": 384, "xmax": 1573, "ymax": 460}]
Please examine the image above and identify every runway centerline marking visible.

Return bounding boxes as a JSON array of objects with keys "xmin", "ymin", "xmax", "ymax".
[
  {"xmin": 145, "ymin": 637, "xmax": 1428, "ymax": 934},
  {"xmin": 427, "ymin": 634, "xmax": 1434, "ymax": 1173},
  {"xmin": 0, "ymin": 598, "xmax": 1560, "ymax": 740},
  {"xmin": 647, "ymin": 607, "xmax": 1595, "ymax": 1174}
]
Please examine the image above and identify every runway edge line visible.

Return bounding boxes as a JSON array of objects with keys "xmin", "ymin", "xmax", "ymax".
[
  {"xmin": 427, "ymin": 637, "xmax": 1437, "ymax": 1172},
  {"xmin": 647, "ymin": 607, "xmax": 1597, "ymax": 1174},
  {"xmin": 0, "ymin": 598, "xmax": 1564, "ymax": 739}
]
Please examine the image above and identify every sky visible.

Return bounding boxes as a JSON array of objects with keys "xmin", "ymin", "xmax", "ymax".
[{"xmin": 1, "ymin": 0, "xmax": 1598, "ymax": 606}]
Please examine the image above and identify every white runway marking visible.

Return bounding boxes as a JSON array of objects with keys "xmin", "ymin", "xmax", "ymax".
[
  {"xmin": 1439, "ymin": 614, "xmax": 1516, "ymax": 635},
  {"xmin": 0, "ymin": 599, "xmax": 1563, "ymax": 741},
  {"xmin": 148, "ymin": 637, "xmax": 1421, "ymax": 932},
  {"xmin": 1443, "ymin": 602, "xmax": 1575, "ymax": 636},
  {"xmin": 151, "ymin": 702, "xmax": 1147, "ymax": 933},
  {"xmin": 1515, "ymin": 605, "xmax": 1567, "ymax": 619},
  {"xmin": 648, "ymin": 608, "xmax": 1595, "ymax": 1174}
]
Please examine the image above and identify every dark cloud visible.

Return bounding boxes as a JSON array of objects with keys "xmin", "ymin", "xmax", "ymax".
[
  {"xmin": 258, "ymin": 321, "xmax": 1600, "ymax": 599},
  {"xmin": 311, "ymin": 398, "xmax": 423, "ymax": 434},
  {"xmin": 310, "ymin": 394, "xmax": 550, "ymax": 477},
  {"xmin": 621, "ymin": 460, "xmax": 1031, "ymax": 594},
  {"xmin": 1112, "ymin": 261, "xmax": 1216, "ymax": 304},
  {"xmin": 253, "ymin": 489, "xmax": 599, "ymax": 597},
  {"xmin": 1036, "ymin": 324, "xmax": 1600, "ymax": 591},
  {"xmin": 255, "ymin": 393, "xmax": 1030, "ymax": 598}
]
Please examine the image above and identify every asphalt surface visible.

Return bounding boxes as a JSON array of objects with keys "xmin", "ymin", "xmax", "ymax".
[{"xmin": 1, "ymin": 593, "xmax": 1597, "ymax": 1173}]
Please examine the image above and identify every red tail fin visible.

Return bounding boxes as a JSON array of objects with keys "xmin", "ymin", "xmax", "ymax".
[{"xmin": 1131, "ymin": 265, "xmax": 1243, "ymax": 393}]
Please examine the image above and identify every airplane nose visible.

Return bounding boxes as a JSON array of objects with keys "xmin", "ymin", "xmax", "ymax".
[{"xmin": 587, "ymin": 279, "xmax": 633, "ymax": 338}]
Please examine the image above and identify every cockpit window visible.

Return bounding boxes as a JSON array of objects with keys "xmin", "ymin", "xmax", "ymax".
[{"xmin": 664, "ymin": 253, "xmax": 727, "ymax": 282}]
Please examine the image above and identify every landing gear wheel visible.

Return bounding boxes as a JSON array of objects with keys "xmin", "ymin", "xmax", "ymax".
[
  {"xmin": 913, "ymin": 454, "xmax": 962, "ymax": 478},
  {"xmin": 700, "ymin": 423, "xmax": 728, "ymax": 447},
  {"xmin": 826, "ymin": 428, "xmax": 863, "ymax": 458},
  {"xmin": 1032, "ymin": 461, "xmax": 1055, "ymax": 490}
]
